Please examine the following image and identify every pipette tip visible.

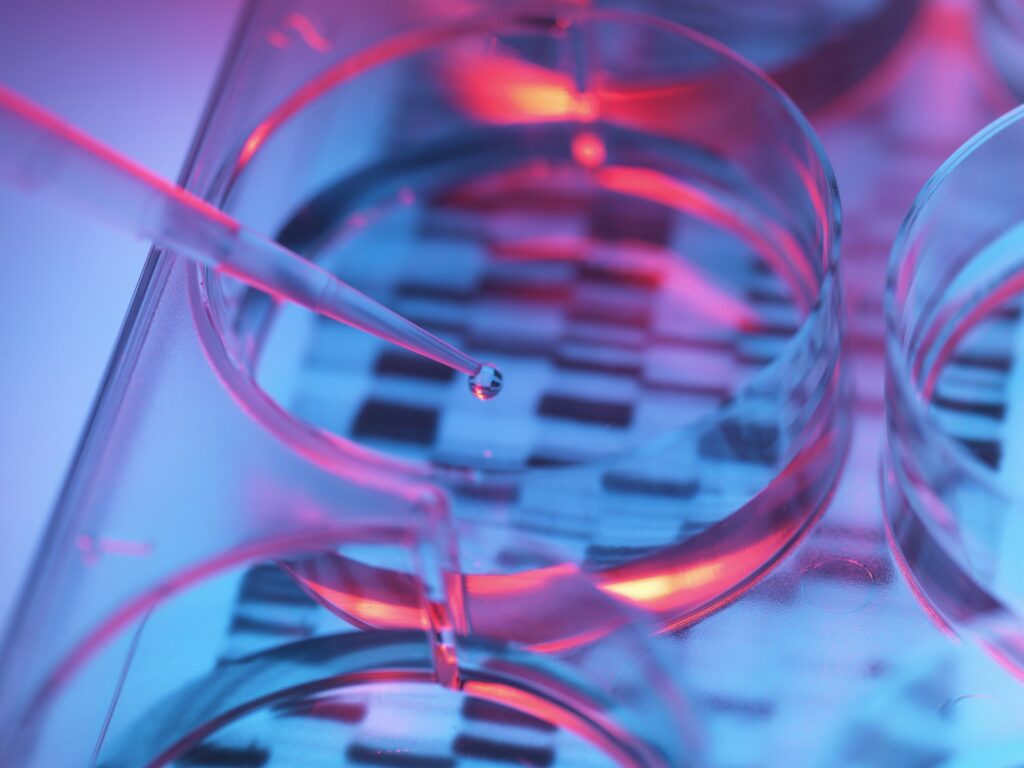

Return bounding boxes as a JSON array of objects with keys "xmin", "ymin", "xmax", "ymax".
[{"xmin": 469, "ymin": 363, "xmax": 503, "ymax": 401}]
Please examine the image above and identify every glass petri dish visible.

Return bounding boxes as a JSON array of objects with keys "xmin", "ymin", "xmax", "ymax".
[
  {"xmin": 885, "ymin": 105, "xmax": 1024, "ymax": 675},
  {"xmin": 193, "ymin": 8, "xmax": 847, "ymax": 631},
  {"xmin": 0, "ymin": 513, "xmax": 700, "ymax": 767},
  {"xmin": 981, "ymin": 0, "xmax": 1024, "ymax": 102}
]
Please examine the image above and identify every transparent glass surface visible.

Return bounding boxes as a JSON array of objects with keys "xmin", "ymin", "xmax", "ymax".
[
  {"xmin": 885, "ymin": 105, "xmax": 1024, "ymax": 675},
  {"xmin": 0, "ymin": 499, "xmax": 700, "ymax": 766},
  {"xmin": 193, "ymin": 8, "xmax": 846, "ymax": 632},
  {"xmin": 815, "ymin": 636, "xmax": 1024, "ymax": 767},
  {"xmin": 981, "ymin": 0, "xmax": 1024, "ymax": 101}
]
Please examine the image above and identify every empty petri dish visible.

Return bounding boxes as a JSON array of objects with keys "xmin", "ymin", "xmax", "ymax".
[
  {"xmin": 885, "ymin": 105, "xmax": 1024, "ymax": 675},
  {"xmin": 194, "ymin": 8, "xmax": 847, "ymax": 631},
  {"xmin": 0, "ymin": 506, "xmax": 701, "ymax": 766}
]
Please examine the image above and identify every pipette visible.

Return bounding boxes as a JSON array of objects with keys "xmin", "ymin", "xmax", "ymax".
[{"xmin": 0, "ymin": 85, "xmax": 503, "ymax": 400}]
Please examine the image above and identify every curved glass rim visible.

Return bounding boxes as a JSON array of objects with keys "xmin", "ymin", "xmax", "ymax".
[
  {"xmin": 102, "ymin": 632, "xmax": 686, "ymax": 767},
  {"xmin": 3, "ymin": 523, "xmax": 702, "ymax": 767},
  {"xmin": 885, "ymin": 103, "xmax": 1024, "ymax": 504},
  {"xmin": 190, "ymin": 4, "xmax": 843, "ymax": 483}
]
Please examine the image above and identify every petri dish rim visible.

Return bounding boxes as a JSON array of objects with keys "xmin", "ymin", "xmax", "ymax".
[
  {"xmin": 105, "ymin": 635, "xmax": 691, "ymax": 768},
  {"xmin": 188, "ymin": 5, "xmax": 843, "ymax": 484},
  {"xmin": 883, "ymin": 105, "xmax": 1024, "ymax": 677},
  {"xmin": 884, "ymin": 102, "xmax": 1024, "ymax": 505}
]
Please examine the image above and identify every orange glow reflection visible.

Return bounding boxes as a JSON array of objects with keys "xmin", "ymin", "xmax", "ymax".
[
  {"xmin": 445, "ymin": 49, "xmax": 596, "ymax": 123},
  {"xmin": 599, "ymin": 532, "xmax": 791, "ymax": 615},
  {"xmin": 463, "ymin": 680, "xmax": 631, "ymax": 764},
  {"xmin": 300, "ymin": 580, "xmax": 426, "ymax": 629}
]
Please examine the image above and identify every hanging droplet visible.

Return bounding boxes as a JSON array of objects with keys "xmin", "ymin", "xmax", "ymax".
[{"xmin": 469, "ymin": 363, "xmax": 503, "ymax": 400}]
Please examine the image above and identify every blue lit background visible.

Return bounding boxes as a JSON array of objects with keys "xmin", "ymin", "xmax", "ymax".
[{"xmin": 0, "ymin": 0, "xmax": 241, "ymax": 633}]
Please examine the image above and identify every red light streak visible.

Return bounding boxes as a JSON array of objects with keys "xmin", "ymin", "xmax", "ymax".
[
  {"xmin": 660, "ymin": 256, "xmax": 762, "ymax": 331},
  {"xmin": 281, "ymin": 554, "xmax": 430, "ymax": 630},
  {"xmin": 0, "ymin": 84, "xmax": 239, "ymax": 235},
  {"xmin": 444, "ymin": 48, "xmax": 595, "ymax": 123},
  {"xmin": 599, "ymin": 530, "xmax": 793, "ymax": 615},
  {"xmin": 465, "ymin": 562, "xmax": 579, "ymax": 597},
  {"xmin": 296, "ymin": 581, "xmax": 426, "ymax": 629},
  {"xmin": 233, "ymin": 24, "xmax": 480, "ymax": 173}
]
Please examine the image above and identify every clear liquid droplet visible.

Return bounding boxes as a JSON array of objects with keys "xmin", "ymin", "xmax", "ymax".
[{"xmin": 469, "ymin": 363, "xmax": 503, "ymax": 400}]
